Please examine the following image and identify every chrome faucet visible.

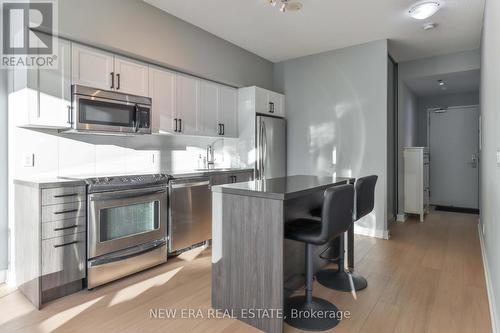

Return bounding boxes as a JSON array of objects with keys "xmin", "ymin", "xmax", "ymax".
[{"xmin": 206, "ymin": 145, "xmax": 215, "ymax": 169}]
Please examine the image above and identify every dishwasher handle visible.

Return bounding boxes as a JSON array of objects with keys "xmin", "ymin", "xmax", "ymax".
[{"xmin": 170, "ymin": 179, "xmax": 210, "ymax": 189}]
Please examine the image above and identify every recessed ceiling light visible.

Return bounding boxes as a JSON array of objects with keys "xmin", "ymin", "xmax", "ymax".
[{"xmin": 409, "ymin": 1, "xmax": 441, "ymax": 20}]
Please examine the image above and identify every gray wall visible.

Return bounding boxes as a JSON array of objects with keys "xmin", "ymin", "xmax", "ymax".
[
  {"xmin": 273, "ymin": 40, "xmax": 389, "ymax": 238},
  {"xmin": 55, "ymin": 0, "xmax": 273, "ymax": 89},
  {"xmin": 417, "ymin": 91, "xmax": 480, "ymax": 146},
  {"xmin": 480, "ymin": 0, "xmax": 500, "ymax": 329},
  {"xmin": 397, "ymin": 50, "xmax": 481, "ymax": 215},
  {"xmin": 0, "ymin": 69, "xmax": 7, "ymax": 275}
]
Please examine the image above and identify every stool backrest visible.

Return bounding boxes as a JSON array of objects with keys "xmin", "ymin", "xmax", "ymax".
[
  {"xmin": 354, "ymin": 175, "xmax": 378, "ymax": 221},
  {"xmin": 321, "ymin": 184, "xmax": 354, "ymax": 243}
]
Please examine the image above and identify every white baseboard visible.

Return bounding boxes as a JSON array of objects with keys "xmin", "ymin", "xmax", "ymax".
[
  {"xmin": 354, "ymin": 225, "xmax": 390, "ymax": 240},
  {"xmin": 478, "ymin": 223, "xmax": 498, "ymax": 333},
  {"xmin": 396, "ymin": 213, "xmax": 407, "ymax": 222}
]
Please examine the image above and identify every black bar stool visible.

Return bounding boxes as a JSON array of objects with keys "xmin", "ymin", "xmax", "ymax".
[
  {"xmin": 316, "ymin": 175, "xmax": 378, "ymax": 292},
  {"xmin": 284, "ymin": 184, "xmax": 354, "ymax": 331}
]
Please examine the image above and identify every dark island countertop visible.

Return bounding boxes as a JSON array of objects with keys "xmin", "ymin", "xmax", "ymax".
[{"xmin": 211, "ymin": 175, "xmax": 354, "ymax": 200}]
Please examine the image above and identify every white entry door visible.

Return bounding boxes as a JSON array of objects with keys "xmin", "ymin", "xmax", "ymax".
[{"xmin": 429, "ymin": 106, "xmax": 480, "ymax": 209}]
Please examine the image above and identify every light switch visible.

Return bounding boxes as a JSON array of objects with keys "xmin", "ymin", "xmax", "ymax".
[{"xmin": 23, "ymin": 153, "xmax": 34, "ymax": 167}]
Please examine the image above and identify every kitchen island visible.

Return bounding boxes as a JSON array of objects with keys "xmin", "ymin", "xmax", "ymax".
[{"xmin": 211, "ymin": 175, "xmax": 354, "ymax": 333}]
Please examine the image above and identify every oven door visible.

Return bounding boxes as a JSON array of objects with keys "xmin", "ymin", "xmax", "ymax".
[
  {"xmin": 73, "ymin": 94, "xmax": 151, "ymax": 134},
  {"xmin": 88, "ymin": 186, "xmax": 167, "ymax": 258}
]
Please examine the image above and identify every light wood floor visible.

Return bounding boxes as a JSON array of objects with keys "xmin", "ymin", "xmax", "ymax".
[{"xmin": 0, "ymin": 211, "xmax": 491, "ymax": 333}]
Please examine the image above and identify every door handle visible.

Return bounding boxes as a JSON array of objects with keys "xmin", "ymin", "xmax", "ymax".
[
  {"xmin": 54, "ymin": 240, "xmax": 78, "ymax": 248},
  {"xmin": 54, "ymin": 225, "xmax": 79, "ymax": 231},
  {"xmin": 54, "ymin": 208, "xmax": 78, "ymax": 215},
  {"xmin": 110, "ymin": 72, "xmax": 115, "ymax": 89}
]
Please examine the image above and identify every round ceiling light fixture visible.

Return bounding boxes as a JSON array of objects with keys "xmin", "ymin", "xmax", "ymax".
[
  {"xmin": 268, "ymin": 0, "xmax": 303, "ymax": 13},
  {"xmin": 409, "ymin": 1, "xmax": 441, "ymax": 20}
]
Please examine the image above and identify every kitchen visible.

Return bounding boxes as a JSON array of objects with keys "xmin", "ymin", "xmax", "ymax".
[{"xmin": 0, "ymin": 0, "xmax": 497, "ymax": 332}]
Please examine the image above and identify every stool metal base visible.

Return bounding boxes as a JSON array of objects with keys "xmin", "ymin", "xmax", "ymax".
[
  {"xmin": 284, "ymin": 296, "xmax": 340, "ymax": 331},
  {"xmin": 316, "ymin": 269, "xmax": 368, "ymax": 292}
]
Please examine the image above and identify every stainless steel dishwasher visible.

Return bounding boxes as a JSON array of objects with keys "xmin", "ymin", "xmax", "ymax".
[{"xmin": 168, "ymin": 177, "xmax": 212, "ymax": 253}]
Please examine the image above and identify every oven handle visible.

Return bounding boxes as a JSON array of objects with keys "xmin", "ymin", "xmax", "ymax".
[
  {"xmin": 88, "ymin": 239, "xmax": 166, "ymax": 267},
  {"xmin": 89, "ymin": 187, "xmax": 167, "ymax": 201}
]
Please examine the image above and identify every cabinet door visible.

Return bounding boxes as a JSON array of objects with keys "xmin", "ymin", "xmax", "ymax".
[
  {"xmin": 114, "ymin": 56, "xmax": 149, "ymax": 96},
  {"xmin": 210, "ymin": 174, "xmax": 230, "ymax": 186},
  {"xmin": 199, "ymin": 81, "xmax": 219, "ymax": 136},
  {"xmin": 149, "ymin": 67, "xmax": 176, "ymax": 133},
  {"xmin": 36, "ymin": 38, "xmax": 72, "ymax": 128},
  {"xmin": 72, "ymin": 44, "xmax": 114, "ymax": 90},
  {"xmin": 234, "ymin": 171, "xmax": 253, "ymax": 183},
  {"xmin": 41, "ymin": 232, "xmax": 86, "ymax": 291},
  {"xmin": 254, "ymin": 87, "xmax": 269, "ymax": 114},
  {"xmin": 268, "ymin": 92, "xmax": 285, "ymax": 118},
  {"xmin": 175, "ymin": 75, "xmax": 199, "ymax": 135},
  {"xmin": 219, "ymin": 86, "xmax": 238, "ymax": 137}
]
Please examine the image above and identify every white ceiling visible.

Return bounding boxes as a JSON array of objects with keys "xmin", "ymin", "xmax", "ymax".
[
  {"xmin": 144, "ymin": 0, "xmax": 485, "ymax": 63},
  {"xmin": 405, "ymin": 69, "xmax": 480, "ymax": 96}
]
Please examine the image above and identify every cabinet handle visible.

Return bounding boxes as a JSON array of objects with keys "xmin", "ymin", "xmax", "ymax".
[
  {"xmin": 67, "ymin": 105, "xmax": 72, "ymax": 124},
  {"xmin": 54, "ymin": 209, "xmax": 78, "ymax": 215},
  {"xmin": 221, "ymin": 123, "xmax": 225, "ymax": 135},
  {"xmin": 54, "ymin": 225, "xmax": 79, "ymax": 231},
  {"xmin": 174, "ymin": 118, "xmax": 178, "ymax": 132},
  {"xmin": 116, "ymin": 73, "xmax": 121, "ymax": 90},
  {"xmin": 269, "ymin": 102, "xmax": 275, "ymax": 113},
  {"xmin": 53, "ymin": 240, "xmax": 78, "ymax": 248},
  {"xmin": 54, "ymin": 193, "xmax": 79, "ymax": 198},
  {"xmin": 110, "ymin": 72, "xmax": 115, "ymax": 89},
  {"xmin": 217, "ymin": 123, "xmax": 222, "ymax": 135},
  {"xmin": 179, "ymin": 119, "xmax": 182, "ymax": 132}
]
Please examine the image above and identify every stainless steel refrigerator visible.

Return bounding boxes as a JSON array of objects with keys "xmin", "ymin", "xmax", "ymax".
[{"xmin": 256, "ymin": 115, "xmax": 286, "ymax": 179}]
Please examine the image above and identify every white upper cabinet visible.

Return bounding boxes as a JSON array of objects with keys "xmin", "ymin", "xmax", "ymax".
[
  {"xmin": 114, "ymin": 56, "xmax": 149, "ymax": 96},
  {"xmin": 72, "ymin": 44, "xmax": 149, "ymax": 96},
  {"xmin": 10, "ymin": 36, "xmax": 72, "ymax": 129},
  {"xmin": 198, "ymin": 81, "xmax": 238, "ymax": 138},
  {"xmin": 199, "ymin": 81, "xmax": 219, "ymax": 137},
  {"xmin": 175, "ymin": 74, "xmax": 199, "ymax": 135},
  {"xmin": 241, "ymin": 86, "xmax": 285, "ymax": 118},
  {"xmin": 149, "ymin": 66, "xmax": 176, "ymax": 134},
  {"xmin": 72, "ymin": 44, "xmax": 114, "ymax": 91},
  {"xmin": 268, "ymin": 91, "xmax": 285, "ymax": 118},
  {"xmin": 218, "ymin": 86, "xmax": 238, "ymax": 137}
]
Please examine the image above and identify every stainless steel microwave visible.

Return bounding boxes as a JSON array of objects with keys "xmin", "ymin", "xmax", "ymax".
[{"xmin": 66, "ymin": 85, "xmax": 152, "ymax": 135}]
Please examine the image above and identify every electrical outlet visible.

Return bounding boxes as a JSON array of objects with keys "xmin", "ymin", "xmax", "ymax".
[{"xmin": 23, "ymin": 153, "xmax": 34, "ymax": 167}]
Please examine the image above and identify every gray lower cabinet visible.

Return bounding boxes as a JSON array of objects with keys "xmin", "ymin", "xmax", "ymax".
[
  {"xmin": 15, "ymin": 183, "xmax": 87, "ymax": 309},
  {"xmin": 210, "ymin": 170, "xmax": 253, "ymax": 186}
]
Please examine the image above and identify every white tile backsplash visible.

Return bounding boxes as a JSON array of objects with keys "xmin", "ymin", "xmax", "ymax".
[
  {"xmin": 58, "ymin": 137, "xmax": 96, "ymax": 177},
  {"xmin": 14, "ymin": 128, "xmax": 242, "ymax": 179}
]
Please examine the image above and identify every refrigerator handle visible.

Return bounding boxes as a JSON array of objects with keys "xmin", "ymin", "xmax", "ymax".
[
  {"xmin": 257, "ymin": 119, "xmax": 263, "ymax": 179},
  {"xmin": 262, "ymin": 121, "xmax": 267, "ymax": 179}
]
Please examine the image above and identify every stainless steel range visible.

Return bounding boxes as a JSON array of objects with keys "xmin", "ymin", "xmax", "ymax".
[{"xmin": 84, "ymin": 174, "xmax": 169, "ymax": 289}]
